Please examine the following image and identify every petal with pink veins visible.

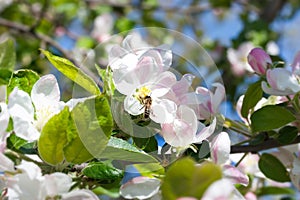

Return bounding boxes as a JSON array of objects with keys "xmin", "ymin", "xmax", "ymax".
[
  {"xmin": 211, "ymin": 132, "xmax": 231, "ymax": 165},
  {"xmin": 223, "ymin": 165, "xmax": 249, "ymax": 186}
]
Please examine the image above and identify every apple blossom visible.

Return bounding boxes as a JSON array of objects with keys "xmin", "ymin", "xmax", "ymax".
[
  {"xmin": 202, "ymin": 179, "xmax": 245, "ymax": 200},
  {"xmin": 211, "ymin": 132, "xmax": 249, "ymax": 186},
  {"xmin": 120, "ymin": 176, "xmax": 161, "ymax": 200},
  {"xmin": 247, "ymin": 48, "xmax": 272, "ymax": 75},
  {"xmin": 227, "ymin": 42, "xmax": 255, "ymax": 76},
  {"xmin": 194, "ymin": 83, "xmax": 225, "ymax": 120},
  {"xmin": 261, "ymin": 68, "xmax": 300, "ymax": 96},
  {"xmin": 7, "ymin": 161, "xmax": 99, "ymax": 200},
  {"xmin": 8, "ymin": 74, "xmax": 85, "ymax": 141},
  {"xmin": 161, "ymin": 105, "xmax": 216, "ymax": 148}
]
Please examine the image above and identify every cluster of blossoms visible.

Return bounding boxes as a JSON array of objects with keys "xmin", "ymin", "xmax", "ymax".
[
  {"xmin": 109, "ymin": 35, "xmax": 224, "ymax": 148},
  {"xmin": 108, "ymin": 35, "xmax": 252, "ymax": 199},
  {"xmin": 245, "ymin": 47, "xmax": 300, "ymax": 191},
  {"xmin": 247, "ymin": 47, "xmax": 300, "ymax": 96},
  {"xmin": 0, "ymin": 75, "xmax": 97, "ymax": 199}
]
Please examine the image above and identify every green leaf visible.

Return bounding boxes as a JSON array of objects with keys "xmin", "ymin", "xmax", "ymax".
[
  {"xmin": 97, "ymin": 137, "xmax": 159, "ymax": 163},
  {"xmin": 0, "ymin": 69, "xmax": 12, "ymax": 85},
  {"xmin": 93, "ymin": 186, "xmax": 120, "ymax": 198},
  {"xmin": 258, "ymin": 153, "xmax": 290, "ymax": 182},
  {"xmin": 40, "ymin": 49, "xmax": 100, "ymax": 95},
  {"xmin": 7, "ymin": 134, "xmax": 28, "ymax": 150},
  {"xmin": 7, "ymin": 69, "xmax": 39, "ymax": 95},
  {"xmin": 241, "ymin": 81, "xmax": 263, "ymax": 118},
  {"xmin": 76, "ymin": 36, "xmax": 95, "ymax": 48},
  {"xmin": 0, "ymin": 38, "xmax": 16, "ymax": 71},
  {"xmin": 115, "ymin": 17, "xmax": 135, "ymax": 32},
  {"xmin": 277, "ymin": 126, "xmax": 298, "ymax": 144},
  {"xmin": 64, "ymin": 95, "xmax": 113, "ymax": 164},
  {"xmin": 95, "ymin": 65, "xmax": 115, "ymax": 96},
  {"xmin": 133, "ymin": 136, "xmax": 158, "ymax": 153},
  {"xmin": 257, "ymin": 186, "xmax": 294, "ymax": 196},
  {"xmin": 161, "ymin": 158, "xmax": 222, "ymax": 199},
  {"xmin": 250, "ymin": 105, "xmax": 296, "ymax": 132},
  {"xmin": 82, "ymin": 162, "xmax": 123, "ymax": 180},
  {"xmin": 133, "ymin": 163, "xmax": 165, "ymax": 178},
  {"xmin": 38, "ymin": 107, "xmax": 70, "ymax": 165}
]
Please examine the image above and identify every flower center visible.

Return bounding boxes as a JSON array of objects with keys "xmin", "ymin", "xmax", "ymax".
[{"xmin": 134, "ymin": 86, "xmax": 151, "ymax": 103}]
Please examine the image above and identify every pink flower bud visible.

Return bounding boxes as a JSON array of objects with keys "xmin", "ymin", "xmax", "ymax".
[{"xmin": 247, "ymin": 48, "xmax": 272, "ymax": 75}]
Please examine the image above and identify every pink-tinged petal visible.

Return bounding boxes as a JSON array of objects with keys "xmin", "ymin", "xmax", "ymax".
[
  {"xmin": 223, "ymin": 165, "xmax": 249, "ymax": 186},
  {"xmin": 194, "ymin": 117, "xmax": 217, "ymax": 143},
  {"xmin": 171, "ymin": 74, "xmax": 195, "ymax": 98},
  {"xmin": 135, "ymin": 56, "xmax": 161, "ymax": 84},
  {"xmin": 263, "ymin": 68, "xmax": 300, "ymax": 95},
  {"xmin": 120, "ymin": 177, "xmax": 160, "ymax": 200},
  {"xmin": 150, "ymin": 71, "xmax": 177, "ymax": 94},
  {"xmin": 247, "ymin": 48, "xmax": 272, "ymax": 75},
  {"xmin": 202, "ymin": 179, "xmax": 245, "ymax": 200},
  {"xmin": 151, "ymin": 99, "xmax": 176, "ymax": 124},
  {"xmin": 61, "ymin": 189, "xmax": 99, "ymax": 200},
  {"xmin": 292, "ymin": 51, "xmax": 300, "ymax": 75},
  {"xmin": 211, "ymin": 83, "xmax": 225, "ymax": 114},
  {"xmin": 211, "ymin": 132, "xmax": 230, "ymax": 165},
  {"xmin": 0, "ymin": 153, "xmax": 14, "ymax": 172},
  {"xmin": 31, "ymin": 74, "xmax": 60, "ymax": 110},
  {"xmin": 161, "ymin": 119, "xmax": 194, "ymax": 147}
]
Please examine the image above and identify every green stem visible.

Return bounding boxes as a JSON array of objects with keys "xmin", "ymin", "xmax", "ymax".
[
  {"xmin": 5, "ymin": 149, "xmax": 42, "ymax": 166},
  {"xmin": 235, "ymin": 152, "xmax": 248, "ymax": 167}
]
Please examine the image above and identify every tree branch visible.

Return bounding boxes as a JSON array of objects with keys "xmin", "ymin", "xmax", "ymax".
[
  {"xmin": 0, "ymin": 17, "xmax": 101, "ymax": 86},
  {"xmin": 231, "ymin": 135, "xmax": 300, "ymax": 153},
  {"xmin": 0, "ymin": 17, "xmax": 71, "ymax": 63}
]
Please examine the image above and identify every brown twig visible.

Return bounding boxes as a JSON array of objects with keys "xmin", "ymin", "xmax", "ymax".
[
  {"xmin": 231, "ymin": 135, "xmax": 300, "ymax": 153},
  {"xmin": 0, "ymin": 17, "xmax": 71, "ymax": 63}
]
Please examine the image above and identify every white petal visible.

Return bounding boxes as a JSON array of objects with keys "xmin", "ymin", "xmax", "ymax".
[
  {"xmin": 66, "ymin": 97, "xmax": 88, "ymax": 110},
  {"xmin": 202, "ymin": 179, "xmax": 245, "ymax": 200},
  {"xmin": 261, "ymin": 81, "xmax": 294, "ymax": 96},
  {"xmin": 211, "ymin": 132, "xmax": 231, "ymax": 165},
  {"xmin": 0, "ymin": 85, "xmax": 6, "ymax": 102},
  {"xmin": 8, "ymin": 87, "xmax": 34, "ymax": 120},
  {"xmin": 31, "ymin": 74, "xmax": 60, "ymax": 110},
  {"xmin": 151, "ymin": 99, "xmax": 177, "ymax": 123},
  {"xmin": 17, "ymin": 160, "xmax": 42, "ymax": 180},
  {"xmin": 0, "ymin": 102, "xmax": 9, "ymax": 135},
  {"xmin": 44, "ymin": 172, "xmax": 72, "ymax": 195},
  {"xmin": 12, "ymin": 116, "xmax": 40, "ymax": 141},
  {"xmin": 61, "ymin": 189, "xmax": 99, "ymax": 200},
  {"xmin": 124, "ymin": 95, "xmax": 144, "ymax": 116},
  {"xmin": 120, "ymin": 177, "xmax": 160, "ymax": 200},
  {"xmin": 0, "ymin": 152, "xmax": 15, "ymax": 172}
]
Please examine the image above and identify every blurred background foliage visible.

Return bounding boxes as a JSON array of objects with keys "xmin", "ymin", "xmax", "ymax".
[{"xmin": 1, "ymin": 0, "xmax": 300, "ymax": 119}]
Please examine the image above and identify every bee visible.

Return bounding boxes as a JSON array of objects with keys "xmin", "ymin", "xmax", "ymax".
[{"xmin": 141, "ymin": 95, "xmax": 152, "ymax": 119}]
